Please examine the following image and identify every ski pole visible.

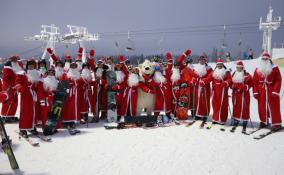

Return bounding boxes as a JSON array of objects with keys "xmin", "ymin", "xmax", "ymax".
[
  {"xmin": 192, "ymin": 84, "xmax": 196, "ymax": 119},
  {"xmin": 204, "ymin": 87, "xmax": 209, "ymax": 119}
]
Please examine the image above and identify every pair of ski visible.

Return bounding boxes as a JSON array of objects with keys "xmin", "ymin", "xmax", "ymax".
[
  {"xmin": 185, "ymin": 120, "xmax": 207, "ymax": 129},
  {"xmin": 245, "ymin": 127, "xmax": 283, "ymax": 140},
  {"xmin": 0, "ymin": 117, "xmax": 19, "ymax": 169},
  {"xmin": 15, "ymin": 130, "xmax": 52, "ymax": 147}
]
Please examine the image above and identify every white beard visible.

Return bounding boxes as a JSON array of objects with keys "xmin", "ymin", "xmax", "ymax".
[
  {"xmin": 39, "ymin": 68, "xmax": 47, "ymax": 76},
  {"xmin": 55, "ymin": 67, "xmax": 64, "ymax": 79},
  {"xmin": 213, "ymin": 68, "xmax": 226, "ymax": 80},
  {"xmin": 232, "ymin": 71, "xmax": 245, "ymax": 83},
  {"xmin": 171, "ymin": 68, "xmax": 180, "ymax": 83},
  {"xmin": 27, "ymin": 69, "xmax": 40, "ymax": 83},
  {"xmin": 76, "ymin": 62, "xmax": 82, "ymax": 70},
  {"xmin": 258, "ymin": 59, "xmax": 272, "ymax": 77},
  {"xmin": 153, "ymin": 71, "xmax": 166, "ymax": 83},
  {"xmin": 67, "ymin": 68, "xmax": 81, "ymax": 80},
  {"xmin": 96, "ymin": 68, "xmax": 103, "ymax": 78},
  {"xmin": 194, "ymin": 63, "xmax": 207, "ymax": 77},
  {"xmin": 11, "ymin": 62, "xmax": 22, "ymax": 73},
  {"xmin": 116, "ymin": 71, "xmax": 125, "ymax": 83},
  {"xmin": 127, "ymin": 73, "xmax": 139, "ymax": 87},
  {"xmin": 43, "ymin": 76, "xmax": 58, "ymax": 91},
  {"xmin": 64, "ymin": 62, "xmax": 70, "ymax": 71},
  {"xmin": 81, "ymin": 68, "xmax": 92, "ymax": 81},
  {"xmin": 187, "ymin": 63, "xmax": 194, "ymax": 69}
]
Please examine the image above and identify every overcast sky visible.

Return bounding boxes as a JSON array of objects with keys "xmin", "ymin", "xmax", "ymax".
[{"xmin": 1, "ymin": 0, "xmax": 284, "ymax": 58}]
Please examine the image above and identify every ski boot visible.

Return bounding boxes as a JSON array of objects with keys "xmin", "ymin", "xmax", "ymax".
[
  {"xmin": 29, "ymin": 127, "xmax": 38, "ymax": 135},
  {"xmin": 19, "ymin": 130, "xmax": 28, "ymax": 138},
  {"xmin": 271, "ymin": 125, "xmax": 282, "ymax": 132},
  {"xmin": 241, "ymin": 121, "xmax": 248, "ymax": 134},
  {"xmin": 230, "ymin": 119, "xmax": 239, "ymax": 133}
]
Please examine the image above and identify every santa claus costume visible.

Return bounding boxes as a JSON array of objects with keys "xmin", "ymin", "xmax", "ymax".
[
  {"xmin": 37, "ymin": 69, "xmax": 59, "ymax": 128},
  {"xmin": 166, "ymin": 52, "xmax": 182, "ymax": 116},
  {"xmin": 192, "ymin": 55, "xmax": 213, "ymax": 121},
  {"xmin": 79, "ymin": 63, "xmax": 94, "ymax": 124},
  {"xmin": 90, "ymin": 58, "xmax": 109, "ymax": 122},
  {"xmin": 15, "ymin": 60, "xmax": 39, "ymax": 137},
  {"xmin": 61, "ymin": 62, "xmax": 84, "ymax": 129},
  {"xmin": 176, "ymin": 49, "xmax": 196, "ymax": 119},
  {"xmin": 209, "ymin": 58, "xmax": 232, "ymax": 126},
  {"xmin": 149, "ymin": 65, "xmax": 172, "ymax": 122},
  {"xmin": 120, "ymin": 67, "xmax": 154, "ymax": 119},
  {"xmin": 230, "ymin": 61, "xmax": 252, "ymax": 133},
  {"xmin": 1, "ymin": 56, "xmax": 22, "ymax": 122},
  {"xmin": 25, "ymin": 60, "xmax": 43, "ymax": 128},
  {"xmin": 112, "ymin": 56, "xmax": 129, "ymax": 122},
  {"xmin": 253, "ymin": 52, "xmax": 282, "ymax": 131}
]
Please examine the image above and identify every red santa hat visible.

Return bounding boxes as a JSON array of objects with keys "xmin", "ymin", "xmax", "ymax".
[
  {"xmin": 64, "ymin": 54, "xmax": 72, "ymax": 61},
  {"xmin": 118, "ymin": 55, "xmax": 126, "ymax": 63},
  {"xmin": 216, "ymin": 58, "xmax": 224, "ymax": 65},
  {"xmin": 76, "ymin": 47, "xmax": 83, "ymax": 61},
  {"xmin": 236, "ymin": 60, "xmax": 244, "ymax": 68},
  {"xmin": 9, "ymin": 55, "xmax": 20, "ymax": 62},
  {"xmin": 261, "ymin": 51, "xmax": 271, "ymax": 60}
]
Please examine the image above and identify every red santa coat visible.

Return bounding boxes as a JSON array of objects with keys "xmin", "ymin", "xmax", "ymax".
[
  {"xmin": 209, "ymin": 70, "xmax": 232, "ymax": 124},
  {"xmin": 91, "ymin": 79, "xmax": 108, "ymax": 116},
  {"xmin": 61, "ymin": 78, "xmax": 84, "ymax": 122},
  {"xmin": 149, "ymin": 78, "xmax": 172, "ymax": 113},
  {"xmin": 1, "ymin": 66, "xmax": 18, "ymax": 118},
  {"xmin": 193, "ymin": 66, "xmax": 213, "ymax": 118},
  {"xmin": 253, "ymin": 65, "xmax": 282, "ymax": 126},
  {"xmin": 15, "ymin": 73, "xmax": 37, "ymax": 130},
  {"xmin": 112, "ymin": 66, "xmax": 128, "ymax": 116},
  {"xmin": 231, "ymin": 71, "xmax": 252, "ymax": 121},
  {"xmin": 121, "ymin": 81, "xmax": 153, "ymax": 117}
]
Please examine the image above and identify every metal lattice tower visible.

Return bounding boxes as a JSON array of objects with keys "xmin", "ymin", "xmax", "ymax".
[{"xmin": 259, "ymin": 6, "xmax": 281, "ymax": 57}]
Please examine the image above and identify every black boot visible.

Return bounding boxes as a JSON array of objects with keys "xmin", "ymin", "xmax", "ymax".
[
  {"xmin": 29, "ymin": 127, "xmax": 38, "ymax": 135},
  {"xmin": 259, "ymin": 122, "xmax": 268, "ymax": 129},
  {"xmin": 242, "ymin": 121, "xmax": 248, "ymax": 133},
  {"xmin": 19, "ymin": 130, "xmax": 28, "ymax": 138},
  {"xmin": 230, "ymin": 119, "xmax": 239, "ymax": 133}
]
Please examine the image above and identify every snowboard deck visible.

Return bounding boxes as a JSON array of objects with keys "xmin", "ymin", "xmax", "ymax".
[{"xmin": 43, "ymin": 80, "xmax": 68, "ymax": 136}]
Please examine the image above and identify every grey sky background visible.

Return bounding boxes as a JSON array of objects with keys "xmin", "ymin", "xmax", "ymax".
[{"xmin": 0, "ymin": 0, "xmax": 284, "ymax": 58}]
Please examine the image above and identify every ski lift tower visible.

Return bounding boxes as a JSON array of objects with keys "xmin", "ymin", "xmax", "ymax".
[
  {"xmin": 61, "ymin": 25, "xmax": 99, "ymax": 62},
  {"xmin": 25, "ymin": 24, "xmax": 61, "ymax": 60},
  {"xmin": 259, "ymin": 5, "xmax": 281, "ymax": 57}
]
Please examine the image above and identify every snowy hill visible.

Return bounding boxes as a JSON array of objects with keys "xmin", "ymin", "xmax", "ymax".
[{"xmin": 0, "ymin": 58, "xmax": 284, "ymax": 175}]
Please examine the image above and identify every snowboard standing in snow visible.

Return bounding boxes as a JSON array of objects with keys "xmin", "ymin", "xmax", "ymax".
[
  {"xmin": 0, "ymin": 117, "xmax": 19, "ymax": 169},
  {"xmin": 175, "ymin": 83, "xmax": 190, "ymax": 120},
  {"xmin": 43, "ymin": 80, "xmax": 68, "ymax": 136}
]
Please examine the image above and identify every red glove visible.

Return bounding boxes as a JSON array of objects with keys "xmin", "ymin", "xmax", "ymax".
[
  {"xmin": 89, "ymin": 49, "xmax": 95, "ymax": 58},
  {"xmin": 148, "ymin": 89, "xmax": 155, "ymax": 94},
  {"xmin": 183, "ymin": 49, "xmax": 191, "ymax": 57},
  {"xmin": 78, "ymin": 47, "xmax": 83, "ymax": 53},
  {"xmin": 221, "ymin": 81, "xmax": 228, "ymax": 88},
  {"xmin": 271, "ymin": 92, "xmax": 279, "ymax": 98},
  {"xmin": 199, "ymin": 80, "xmax": 205, "ymax": 87},
  {"xmin": 191, "ymin": 78, "xmax": 197, "ymax": 86},
  {"xmin": 166, "ymin": 52, "xmax": 172, "ymax": 62},
  {"xmin": 47, "ymin": 48, "xmax": 53, "ymax": 54},
  {"xmin": 118, "ymin": 55, "xmax": 126, "ymax": 63}
]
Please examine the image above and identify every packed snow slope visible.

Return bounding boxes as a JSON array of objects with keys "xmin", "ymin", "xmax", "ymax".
[{"xmin": 0, "ymin": 58, "xmax": 284, "ymax": 175}]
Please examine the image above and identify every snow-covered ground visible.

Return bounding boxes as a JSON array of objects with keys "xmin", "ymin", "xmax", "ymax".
[{"xmin": 0, "ymin": 58, "xmax": 284, "ymax": 175}]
